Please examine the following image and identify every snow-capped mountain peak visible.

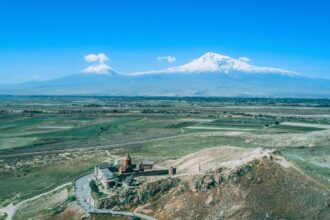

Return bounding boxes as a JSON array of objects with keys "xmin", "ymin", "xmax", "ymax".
[
  {"xmin": 168, "ymin": 52, "xmax": 233, "ymax": 73},
  {"xmin": 133, "ymin": 52, "xmax": 296, "ymax": 76}
]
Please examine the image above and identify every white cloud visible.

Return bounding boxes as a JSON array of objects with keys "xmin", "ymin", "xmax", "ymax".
[
  {"xmin": 85, "ymin": 53, "xmax": 109, "ymax": 63},
  {"xmin": 238, "ymin": 57, "xmax": 251, "ymax": 62},
  {"xmin": 82, "ymin": 53, "xmax": 113, "ymax": 74},
  {"xmin": 157, "ymin": 56, "xmax": 176, "ymax": 63}
]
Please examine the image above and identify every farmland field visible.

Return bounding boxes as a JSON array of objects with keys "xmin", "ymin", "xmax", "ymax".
[{"xmin": 1, "ymin": 96, "xmax": 330, "ymax": 208}]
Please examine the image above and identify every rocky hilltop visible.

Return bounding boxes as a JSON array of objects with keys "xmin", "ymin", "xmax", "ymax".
[{"xmin": 98, "ymin": 147, "xmax": 330, "ymax": 220}]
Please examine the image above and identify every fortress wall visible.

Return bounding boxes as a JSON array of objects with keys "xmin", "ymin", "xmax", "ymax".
[{"xmin": 120, "ymin": 169, "xmax": 169, "ymax": 178}]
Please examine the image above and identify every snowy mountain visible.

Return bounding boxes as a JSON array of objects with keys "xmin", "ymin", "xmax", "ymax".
[
  {"xmin": 134, "ymin": 52, "xmax": 295, "ymax": 75},
  {"xmin": 1, "ymin": 52, "xmax": 330, "ymax": 97}
]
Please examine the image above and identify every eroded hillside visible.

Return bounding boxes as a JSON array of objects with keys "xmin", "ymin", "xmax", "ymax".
[{"xmin": 127, "ymin": 147, "xmax": 330, "ymax": 220}]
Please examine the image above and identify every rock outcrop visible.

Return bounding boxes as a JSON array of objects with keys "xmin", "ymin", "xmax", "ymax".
[
  {"xmin": 97, "ymin": 178, "xmax": 180, "ymax": 210},
  {"xmin": 141, "ymin": 149, "xmax": 329, "ymax": 220},
  {"xmin": 97, "ymin": 147, "xmax": 330, "ymax": 219}
]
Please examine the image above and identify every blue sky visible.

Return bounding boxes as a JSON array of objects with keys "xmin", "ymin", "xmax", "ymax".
[{"xmin": 0, "ymin": 0, "xmax": 330, "ymax": 83}]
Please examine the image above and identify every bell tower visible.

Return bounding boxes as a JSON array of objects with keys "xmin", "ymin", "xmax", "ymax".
[{"xmin": 123, "ymin": 153, "xmax": 132, "ymax": 168}]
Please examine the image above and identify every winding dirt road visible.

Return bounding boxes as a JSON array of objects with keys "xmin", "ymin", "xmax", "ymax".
[{"xmin": 0, "ymin": 182, "xmax": 71, "ymax": 220}]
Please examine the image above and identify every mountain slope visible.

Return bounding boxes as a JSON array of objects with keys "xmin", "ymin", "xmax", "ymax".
[
  {"xmin": 96, "ymin": 147, "xmax": 330, "ymax": 220},
  {"xmin": 1, "ymin": 52, "xmax": 330, "ymax": 97},
  {"xmin": 135, "ymin": 52, "xmax": 295, "ymax": 75},
  {"xmin": 145, "ymin": 147, "xmax": 330, "ymax": 220}
]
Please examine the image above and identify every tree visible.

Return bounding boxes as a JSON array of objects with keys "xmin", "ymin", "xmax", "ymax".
[{"xmin": 89, "ymin": 180, "xmax": 99, "ymax": 193}]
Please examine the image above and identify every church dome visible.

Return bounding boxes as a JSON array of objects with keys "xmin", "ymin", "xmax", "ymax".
[{"xmin": 124, "ymin": 153, "xmax": 131, "ymax": 161}]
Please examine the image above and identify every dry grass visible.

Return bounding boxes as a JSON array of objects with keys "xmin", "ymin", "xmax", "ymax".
[{"xmin": 165, "ymin": 146, "xmax": 260, "ymax": 173}]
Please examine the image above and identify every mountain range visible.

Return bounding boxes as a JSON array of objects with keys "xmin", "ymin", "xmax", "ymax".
[{"xmin": 1, "ymin": 52, "xmax": 330, "ymax": 97}]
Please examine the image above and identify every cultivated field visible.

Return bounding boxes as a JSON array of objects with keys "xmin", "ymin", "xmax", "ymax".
[{"xmin": 0, "ymin": 96, "xmax": 330, "ymax": 213}]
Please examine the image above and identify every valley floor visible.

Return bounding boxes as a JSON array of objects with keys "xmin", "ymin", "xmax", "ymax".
[{"xmin": 0, "ymin": 96, "xmax": 330, "ymax": 219}]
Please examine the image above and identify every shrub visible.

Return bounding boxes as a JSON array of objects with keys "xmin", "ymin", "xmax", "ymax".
[
  {"xmin": 66, "ymin": 195, "xmax": 76, "ymax": 202},
  {"xmin": 89, "ymin": 180, "xmax": 99, "ymax": 193}
]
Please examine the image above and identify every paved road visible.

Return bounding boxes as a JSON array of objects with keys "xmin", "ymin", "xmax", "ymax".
[
  {"xmin": 74, "ymin": 174, "xmax": 157, "ymax": 220},
  {"xmin": 0, "ymin": 182, "xmax": 71, "ymax": 220}
]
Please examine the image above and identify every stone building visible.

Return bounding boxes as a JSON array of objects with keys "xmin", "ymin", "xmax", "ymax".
[
  {"xmin": 93, "ymin": 153, "xmax": 176, "ymax": 190},
  {"xmin": 95, "ymin": 165, "xmax": 118, "ymax": 189}
]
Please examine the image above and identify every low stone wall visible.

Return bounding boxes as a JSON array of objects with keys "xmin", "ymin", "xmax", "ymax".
[
  {"xmin": 120, "ymin": 169, "xmax": 169, "ymax": 179},
  {"xmin": 72, "ymin": 171, "xmax": 93, "ymax": 193}
]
